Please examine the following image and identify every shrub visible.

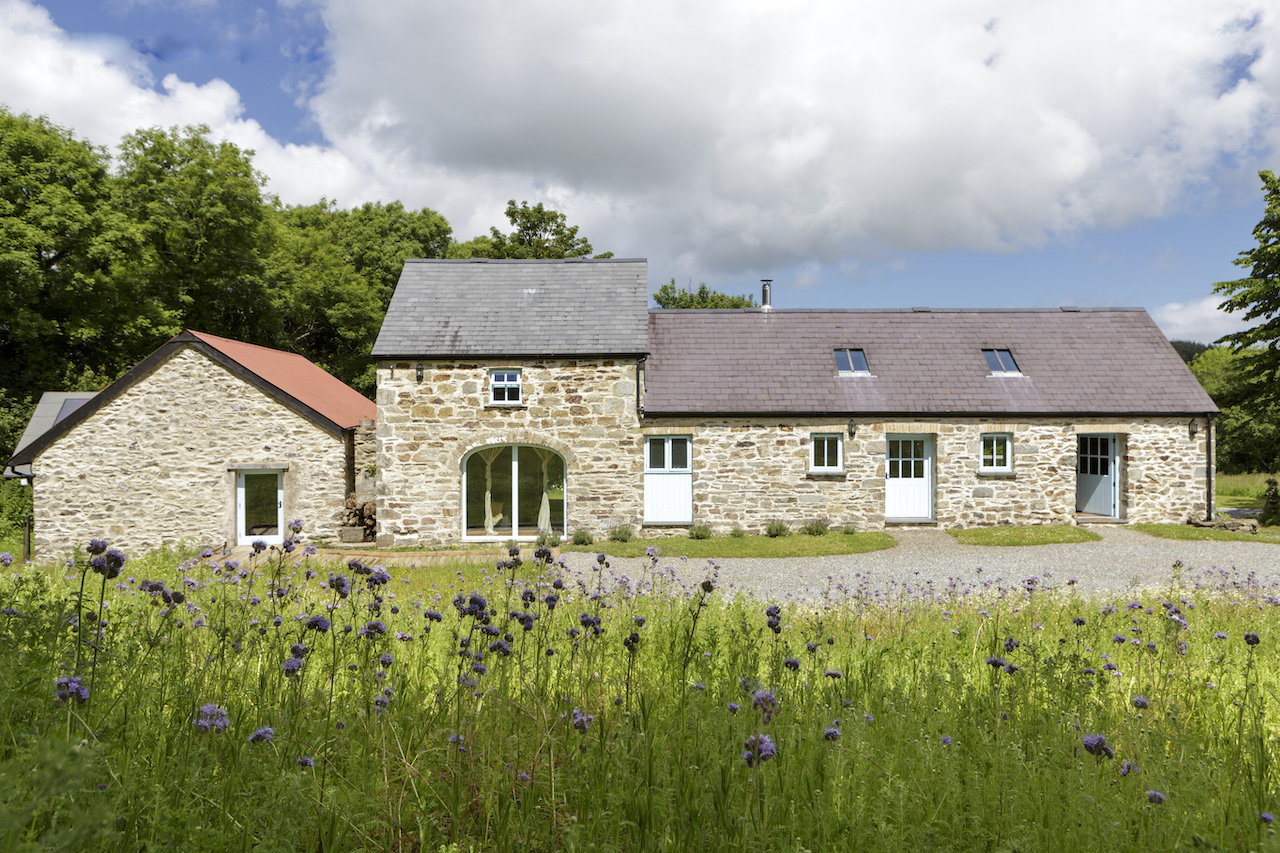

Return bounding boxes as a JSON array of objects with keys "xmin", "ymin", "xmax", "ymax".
[
  {"xmin": 729, "ymin": 526, "xmax": 746, "ymax": 538},
  {"xmin": 608, "ymin": 525, "xmax": 634, "ymax": 543},
  {"xmin": 571, "ymin": 529, "xmax": 594, "ymax": 546},
  {"xmin": 765, "ymin": 520, "xmax": 790, "ymax": 538},
  {"xmin": 688, "ymin": 525, "xmax": 712, "ymax": 540},
  {"xmin": 1262, "ymin": 478, "xmax": 1280, "ymax": 527},
  {"xmin": 535, "ymin": 531, "xmax": 560, "ymax": 548},
  {"xmin": 800, "ymin": 519, "xmax": 831, "ymax": 536},
  {"xmin": 840, "ymin": 523, "xmax": 859, "ymax": 535}
]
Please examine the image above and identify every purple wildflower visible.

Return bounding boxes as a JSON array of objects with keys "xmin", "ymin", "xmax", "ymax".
[
  {"xmin": 823, "ymin": 721, "xmax": 841, "ymax": 741},
  {"xmin": 54, "ymin": 676, "xmax": 89, "ymax": 705},
  {"xmin": 941, "ymin": 736, "xmax": 952, "ymax": 746},
  {"xmin": 282, "ymin": 657, "xmax": 303, "ymax": 677},
  {"xmin": 194, "ymin": 704, "xmax": 229, "ymax": 733},
  {"xmin": 728, "ymin": 702, "xmax": 740, "ymax": 714},
  {"xmin": 752, "ymin": 689, "xmax": 778, "ymax": 723},
  {"xmin": 297, "ymin": 755, "xmax": 314, "ymax": 768},
  {"xmin": 305, "ymin": 615, "xmax": 331, "ymax": 632},
  {"xmin": 1147, "ymin": 790, "xmax": 1164, "ymax": 804},
  {"xmin": 1262, "ymin": 812, "xmax": 1275, "ymax": 824},
  {"xmin": 784, "ymin": 657, "xmax": 800, "ymax": 671},
  {"xmin": 824, "ymin": 669, "xmax": 842, "ymax": 680},
  {"xmin": 1082, "ymin": 734, "xmax": 1114, "ymax": 759},
  {"xmin": 87, "ymin": 539, "xmax": 108, "ymax": 555},
  {"xmin": 0, "ymin": 552, "xmax": 12, "ymax": 567},
  {"xmin": 1245, "ymin": 632, "xmax": 1261, "ymax": 646},
  {"xmin": 248, "ymin": 726, "xmax": 274, "ymax": 743},
  {"xmin": 1132, "ymin": 696, "xmax": 1148, "ymax": 709},
  {"xmin": 742, "ymin": 733, "xmax": 777, "ymax": 767},
  {"xmin": 571, "ymin": 708, "xmax": 594, "ymax": 734}
]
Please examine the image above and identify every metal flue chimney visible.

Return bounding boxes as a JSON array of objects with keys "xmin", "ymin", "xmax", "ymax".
[{"xmin": 761, "ymin": 279, "xmax": 773, "ymax": 311}]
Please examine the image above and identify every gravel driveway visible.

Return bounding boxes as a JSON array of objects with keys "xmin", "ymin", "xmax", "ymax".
[{"xmin": 558, "ymin": 526, "xmax": 1280, "ymax": 601}]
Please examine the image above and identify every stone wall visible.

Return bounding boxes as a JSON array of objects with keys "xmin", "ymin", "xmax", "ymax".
[
  {"xmin": 353, "ymin": 418, "xmax": 377, "ymax": 505},
  {"xmin": 644, "ymin": 415, "xmax": 1211, "ymax": 533},
  {"xmin": 32, "ymin": 346, "xmax": 350, "ymax": 557},
  {"xmin": 375, "ymin": 358, "xmax": 643, "ymax": 546}
]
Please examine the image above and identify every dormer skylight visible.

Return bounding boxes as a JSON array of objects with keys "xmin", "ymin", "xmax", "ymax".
[
  {"xmin": 982, "ymin": 349, "xmax": 1020, "ymax": 375},
  {"xmin": 834, "ymin": 348, "xmax": 870, "ymax": 375}
]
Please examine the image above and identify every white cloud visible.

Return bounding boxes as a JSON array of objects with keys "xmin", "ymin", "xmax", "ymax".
[
  {"xmin": 1152, "ymin": 295, "xmax": 1256, "ymax": 343},
  {"xmin": 0, "ymin": 0, "xmax": 1277, "ymax": 293}
]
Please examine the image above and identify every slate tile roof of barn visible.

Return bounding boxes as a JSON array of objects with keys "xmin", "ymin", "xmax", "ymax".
[
  {"xmin": 372, "ymin": 258, "xmax": 649, "ymax": 358},
  {"xmin": 643, "ymin": 308, "xmax": 1218, "ymax": 416}
]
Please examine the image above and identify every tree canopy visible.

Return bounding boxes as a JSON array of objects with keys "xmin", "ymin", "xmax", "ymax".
[
  {"xmin": 652, "ymin": 279, "xmax": 759, "ymax": 309},
  {"xmin": 458, "ymin": 200, "xmax": 610, "ymax": 260},
  {"xmin": 1215, "ymin": 170, "xmax": 1280, "ymax": 404},
  {"xmin": 1189, "ymin": 347, "xmax": 1280, "ymax": 474}
]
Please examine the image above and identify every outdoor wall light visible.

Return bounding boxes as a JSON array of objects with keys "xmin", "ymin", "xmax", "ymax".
[
  {"xmin": 848, "ymin": 420, "xmax": 857, "ymax": 438},
  {"xmin": 415, "ymin": 363, "xmax": 424, "ymax": 383},
  {"xmin": 1189, "ymin": 418, "xmax": 1199, "ymax": 439}
]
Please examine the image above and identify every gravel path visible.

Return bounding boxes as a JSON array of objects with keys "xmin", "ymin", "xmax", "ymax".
[{"xmin": 557, "ymin": 527, "xmax": 1280, "ymax": 601}]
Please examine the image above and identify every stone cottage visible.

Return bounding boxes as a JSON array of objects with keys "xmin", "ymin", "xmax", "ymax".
[
  {"xmin": 372, "ymin": 258, "xmax": 1219, "ymax": 547},
  {"xmin": 5, "ymin": 330, "xmax": 375, "ymax": 557}
]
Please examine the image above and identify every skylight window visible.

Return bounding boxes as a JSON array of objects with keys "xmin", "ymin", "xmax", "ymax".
[
  {"xmin": 982, "ymin": 349, "xmax": 1020, "ymax": 375},
  {"xmin": 834, "ymin": 348, "xmax": 870, "ymax": 374}
]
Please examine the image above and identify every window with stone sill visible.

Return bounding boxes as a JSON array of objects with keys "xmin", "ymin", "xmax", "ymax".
[
  {"xmin": 489, "ymin": 369, "xmax": 522, "ymax": 405},
  {"xmin": 979, "ymin": 433, "xmax": 1013, "ymax": 473},
  {"xmin": 810, "ymin": 434, "xmax": 843, "ymax": 473}
]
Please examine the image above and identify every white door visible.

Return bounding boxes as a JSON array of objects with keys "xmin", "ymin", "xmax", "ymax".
[
  {"xmin": 885, "ymin": 434, "xmax": 933, "ymax": 520},
  {"xmin": 237, "ymin": 469, "xmax": 284, "ymax": 545},
  {"xmin": 644, "ymin": 436, "xmax": 692, "ymax": 524},
  {"xmin": 1076, "ymin": 435, "xmax": 1117, "ymax": 516}
]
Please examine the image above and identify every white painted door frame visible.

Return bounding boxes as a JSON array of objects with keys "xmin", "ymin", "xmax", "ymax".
[
  {"xmin": 885, "ymin": 434, "xmax": 934, "ymax": 521},
  {"xmin": 236, "ymin": 469, "xmax": 284, "ymax": 546}
]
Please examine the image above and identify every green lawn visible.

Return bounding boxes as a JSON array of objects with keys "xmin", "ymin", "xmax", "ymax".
[
  {"xmin": 1130, "ymin": 522, "xmax": 1280, "ymax": 544},
  {"xmin": 947, "ymin": 525, "xmax": 1103, "ymax": 546},
  {"xmin": 1216, "ymin": 471, "xmax": 1277, "ymax": 510},
  {"xmin": 561, "ymin": 530, "xmax": 897, "ymax": 559}
]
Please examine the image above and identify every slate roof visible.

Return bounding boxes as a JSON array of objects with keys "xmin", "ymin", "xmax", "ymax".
[
  {"xmin": 372, "ymin": 258, "xmax": 650, "ymax": 358},
  {"xmin": 3, "ymin": 392, "xmax": 97, "ymax": 478},
  {"xmin": 643, "ymin": 308, "xmax": 1218, "ymax": 416},
  {"xmin": 5, "ymin": 331, "xmax": 375, "ymax": 471}
]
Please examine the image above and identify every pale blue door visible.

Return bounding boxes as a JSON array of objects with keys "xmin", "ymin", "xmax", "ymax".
[{"xmin": 1076, "ymin": 435, "xmax": 1116, "ymax": 516}]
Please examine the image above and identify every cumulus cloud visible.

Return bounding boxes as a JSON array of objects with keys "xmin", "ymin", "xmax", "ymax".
[
  {"xmin": 1152, "ymin": 295, "xmax": 1257, "ymax": 344},
  {"xmin": 0, "ymin": 0, "xmax": 1277, "ymax": 292},
  {"xmin": 308, "ymin": 0, "xmax": 1279, "ymax": 275}
]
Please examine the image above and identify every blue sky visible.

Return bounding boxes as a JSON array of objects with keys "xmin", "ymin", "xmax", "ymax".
[{"xmin": 5, "ymin": 0, "xmax": 1277, "ymax": 344}]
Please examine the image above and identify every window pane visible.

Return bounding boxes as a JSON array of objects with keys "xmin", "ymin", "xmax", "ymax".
[
  {"xmin": 998, "ymin": 350, "xmax": 1018, "ymax": 372},
  {"xmin": 914, "ymin": 460, "xmax": 924, "ymax": 478},
  {"xmin": 983, "ymin": 349, "xmax": 1002, "ymax": 371},
  {"xmin": 849, "ymin": 350, "xmax": 868, "ymax": 372},
  {"xmin": 243, "ymin": 473, "xmax": 278, "ymax": 536},
  {"xmin": 993, "ymin": 439, "xmax": 1007, "ymax": 466},
  {"xmin": 1099, "ymin": 457, "xmax": 1108, "ymax": 476},
  {"xmin": 889, "ymin": 440, "xmax": 899, "ymax": 458},
  {"xmin": 508, "ymin": 386, "xmax": 520, "ymax": 402},
  {"xmin": 888, "ymin": 460, "xmax": 899, "ymax": 478},
  {"xmin": 648, "ymin": 439, "xmax": 665, "ymax": 470},
  {"xmin": 834, "ymin": 349, "xmax": 852, "ymax": 372},
  {"xmin": 671, "ymin": 438, "xmax": 689, "ymax": 469},
  {"xmin": 913, "ymin": 440, "xmax": 924, "ymax": 459},
  {"xmin": 466, "ymin": 447, "xmax": 513, "ymax": 535}
]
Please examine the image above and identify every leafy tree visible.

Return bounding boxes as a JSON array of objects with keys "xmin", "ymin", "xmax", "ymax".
[
  {"xmin": 1190, "ymin": 347, "xmax": 1280, "ymax": 474},
  {"xmin": 1168, "ymin": 339, "xmax": 1211, "ymax": 365},
  {"xmin": 653, "ymin": 279, "xmax": 759, "ymax": 309},
  {"xmin": 1215, "ymin": 170, "xmax": 1280, "ymax": 405},
  {"xmin": 268, "ymin": 200, "xmax": 452, "ymax": 393},
  {"xmin": 113, "ymin": 125, "xmax": 276, "ymax": 345},
  {"xmin": 0, "ymin": 109, "xmax": 161, "ymax": 398},
  {"xmin": 467, "ymin": 200, "xmax": 610, "ymax": 259}
]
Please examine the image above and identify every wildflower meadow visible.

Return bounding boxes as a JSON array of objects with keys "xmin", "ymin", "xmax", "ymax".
[{"xmin": 1, "ymin": 527, "xmax": 1279, "ymax": 852}]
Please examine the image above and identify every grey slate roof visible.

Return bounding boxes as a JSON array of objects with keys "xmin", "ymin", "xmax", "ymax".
[
  {"xmin": 3, "ymin": 392, "xmax": 97, "ymax": 478},
  {"xmin": 643, "ymin": 308, "xmax": 1218, "ymax": 416},
  {"xmin": 372, "ymin": 259, "xmax": 650, "ymax": 358}
]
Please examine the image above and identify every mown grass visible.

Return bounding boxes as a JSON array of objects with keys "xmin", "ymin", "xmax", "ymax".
[
  {"xmin": 3, "ymin": 533, "xmax": 1280, "ymax": 852},
  {"xmin": 561, "ymin": 530, "xmax": 897, "ymax": 558},
  {"xmin": 948, "ymin": 525, "xmax": 1103, "ymax": 546},
  {"xmin": 1131, "ymin": 522, "xmax": 1280, "ymax": 544}
]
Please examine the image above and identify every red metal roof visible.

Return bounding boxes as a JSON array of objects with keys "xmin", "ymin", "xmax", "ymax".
[{"xmin": 188, "ymin": 331, "xmax": 375, "ymax": 429}]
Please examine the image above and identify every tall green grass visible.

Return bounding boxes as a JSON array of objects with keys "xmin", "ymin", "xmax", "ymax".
[{"xmin": 2, "ymin": 537, "xmax": 1279, "ymax": 852}]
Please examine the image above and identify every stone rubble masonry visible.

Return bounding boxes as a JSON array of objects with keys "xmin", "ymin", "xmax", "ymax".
[
  {"xmin": 353, "ymin": 418, "xmax": 377, "ymax": 505},
  {"xmin": 377, "ymin": 356, "xmax": 1212, "ymax": 545},
  {"xmin": 31, "ymin": 346, "xmax": 350, "ymax": 557},
  {"xmin": 376, "ymin": 359, "xmax": 642, "ymax": 547}
]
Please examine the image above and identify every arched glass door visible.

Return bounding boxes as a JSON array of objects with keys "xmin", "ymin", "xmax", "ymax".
[{"xmin": 463, "ymin": 445, "xmax": 565, "ymax": 539}]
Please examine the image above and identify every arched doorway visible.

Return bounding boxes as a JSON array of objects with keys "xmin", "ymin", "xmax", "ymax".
[{"xmin": 463, "ymin": 445, "xmax": 566, "ymax": 539}]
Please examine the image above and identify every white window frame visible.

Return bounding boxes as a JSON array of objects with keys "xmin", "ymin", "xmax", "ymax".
[
  {"xmin": 810, "ymin": 433, "xmax": 843, "ymax": 473},
  {"xmin": 979, "ymin": 433, "xmax": 1013, "ymax": 473},
  {"xmin": 489, "ymin": 368, "xmax": 523, "ymax": 405},
  {"xmin": 645, "ymin": 436, "xmax": 691, "ymax": 473}
]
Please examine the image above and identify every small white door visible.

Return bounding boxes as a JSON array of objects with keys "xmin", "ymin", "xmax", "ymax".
[
  {"xmin": 237, "ymin": 469, "xmax": 284, "ymax": 545},
  {"xmin": 885, "ymin": 434, "xmax": 933, "ymax": 520},
  {"xmin": 1076, "ymin": 435, "xmax": 1117, "ymax": 516},
  {"xmin": 644, "ymin": 436, "xmax": 692, "ymax": 524}
]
